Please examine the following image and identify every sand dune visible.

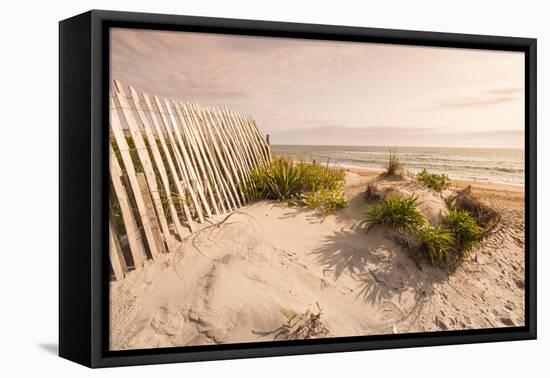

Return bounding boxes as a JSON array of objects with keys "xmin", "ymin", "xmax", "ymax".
[{"xmin": 109, "ymin": 171, "xmax": 525, "ymax": 350}]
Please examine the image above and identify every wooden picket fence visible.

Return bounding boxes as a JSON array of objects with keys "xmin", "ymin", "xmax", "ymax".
[{"xmin": 109, "ymin": 80, "xmax": 271, "ymax": 280}]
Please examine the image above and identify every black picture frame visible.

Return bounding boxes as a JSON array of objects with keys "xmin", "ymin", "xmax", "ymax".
[{"xmin": 59, "ymin": 9, "xmax": 537, "ymax": 368}]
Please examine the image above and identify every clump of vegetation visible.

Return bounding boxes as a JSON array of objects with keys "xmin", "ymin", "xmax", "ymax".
[
  {"xmin": 416, "ymin": 169, "xmax": 451, "ymax": 192},
  {"xmin": 365, "ymin": 182, "xmax": 382, "ymax": 202},
  {"xmin": 300, "ymin": 162, "xmax": 346, "ymax": 192},
  {"xmin": 416, "ymin": 225, "xmax": 455, "ymax": 264},
  {"xmin": 444, "ymin": 209, "xmax": 484, "ymax": 258},
  {"xmin": 383, "ymin": 149, "xmax": 403, "ymax": 176},
  {"xmin": 304, "ymin": 187, "xmax": 347, "ymax": 214},
  {"xmin": 248, "ymin": 157, "xmax": 347, "ymax": 213},
  {"xmin": 365, "ymin": 194, "xmax": 425, "ymax": 234},
  {"xmin": 249, "ymin": 158, "xmax": 303, "ymax": 200},
  {"xmin": 448, "ymin": 186, "xmax": 501, "ymax": 235},
  {"xmin": 365, "ymin": 175, "xmax": 497, "ymax": 267},
  {"xmin": 277, "ymin": 303, "xmax": 329, "ymax": 340},
  {"xmin": 363, "ymin": 190, "xmax": 488, "ymax": 266}
]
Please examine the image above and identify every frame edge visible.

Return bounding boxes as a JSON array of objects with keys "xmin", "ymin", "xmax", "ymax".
[{"xmin": 59, "ymin": 11, "xmax": 93, "ymax": 368}]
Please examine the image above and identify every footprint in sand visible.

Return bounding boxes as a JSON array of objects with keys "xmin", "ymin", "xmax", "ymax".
[
  {"xmin": 187, "ymin": 310, "xmax": 229, "ymax": 344},
  {"xmin": 435, "ymin": 317, "xmax": 449, "ymax": 330},
  {"xmin": 150, "ymin": 305, "xmax": 186, "ymax": 337},
  {"xmin": 499, "ymin": 317, "xmax": 516, "ymax": 327},
  {"xmin": 514, "ymin": 278, "xmax": 525, "ymax": 289}
]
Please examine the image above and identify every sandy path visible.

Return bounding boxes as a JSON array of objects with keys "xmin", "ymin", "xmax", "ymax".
[{"xmin": 109, "ymin": 172, "xmax": 525, "ymax": 350}]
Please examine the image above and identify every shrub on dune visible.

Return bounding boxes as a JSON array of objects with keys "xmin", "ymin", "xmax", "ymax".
[
  {"xmin": 449, "ymin": 185, "xmax": 501, "ymax": 235},
  {"xmin": 365, "ymin": 193, "xmax": 425, "ymax": 234},
  {"xmin": 444, "ymin": 209, "xmax": 484, "ymax": 257},
  {"xmin": 416, "ymin": 169, "xmax": 451, "ymax": 192},
  {"xmin": 364, "ymin": 172, "xmax": 490, "ymax": 267},
  {"xmin": 300, "ymin": 162, "xmax": 346, "ymax": 192},
  {"xmin": 383, "ymin": 149, "xmax": 403, "ymax": 176},
  {"xmin": 249, "ymin": 158, "xmax": 303, "ymax": 200},
  {"xmin": 304, "ymin": 187, "xmax": 347, "ymax": 214},
  {"xmin": 417, "ymin": 225, "xmax": 455, "ymax": 264},
  {"xmin": 248, "ymin": 157, "xmax": 347, "ymax": 213}
]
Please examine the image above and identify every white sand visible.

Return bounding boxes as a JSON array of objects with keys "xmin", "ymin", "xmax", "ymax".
[{"xmin": 110, "ymin": 172, "xmax": 525, "ymax": 350}]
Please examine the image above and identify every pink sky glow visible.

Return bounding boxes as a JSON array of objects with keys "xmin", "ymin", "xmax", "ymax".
[{"xmin": 110, "ymin": 28, "xmax": 525, "ymax": 148}]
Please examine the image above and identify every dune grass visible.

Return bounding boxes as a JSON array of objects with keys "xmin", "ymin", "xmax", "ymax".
[
  {"xmin": 249, "ymin": 158, "xmax": 303, "ymax": 201},
  {"xmin": 383, "ymin": 149, "xmax": 403, "ymax": 176},
  {"xmin": 417, "ymin": 225, "xmax": 455, "ymax": 263},
  {"xmin": 416, "ymin": 169, "xmax": 451, "ymax": 192},
  {"xmin": 248, "ymin": 157, "xmax": 347, "ymax": 213},
  {"xmin": 304, "ymin": 187, "xmax": 347, "ymax": 214},
  {"xmin": 365, "ymin": 194, "xmax": 425, "ymax": 234},
  {"xmin": 444, "ymin": 209, "xmax": 484, "ymax": 257},
  {"xmin": 449, "ymin": 186, "xmax": 501, "ymax": 236},
  {"xmin": 300, "ymin": 161, "xmax": 346, "ymax": 192},
  {"xmin": 365, "ymin": 189, "xmax": 487, "ymax": 266}
]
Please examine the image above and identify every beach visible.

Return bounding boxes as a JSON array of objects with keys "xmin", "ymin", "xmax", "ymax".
[
  {"xmin": 273, "ymin": 145, "xmax": 525, "ymax": 186},
  {"xmin": 109, "ymin": 167, "xmax": 525, "ymax": 350}
]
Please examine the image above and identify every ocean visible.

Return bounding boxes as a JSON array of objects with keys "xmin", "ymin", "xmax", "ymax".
[{"xmin": 271, "ymin": 145, "xmax": 525, "ymax": 186}]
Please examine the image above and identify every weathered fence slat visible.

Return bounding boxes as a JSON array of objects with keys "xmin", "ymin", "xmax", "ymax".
[
  {"xmin": 114, "ymin": 82, "xmax": 171, "ymax": 251},
  {"xmin": 181, "ymin": 103, "xmax": 228, "ymax": 214},
  {"xmin": 199, "ymin": 106, "xmax": 240, "ymax": 209},
  {"xmin": 109, "ymin": 219, "xmax": 126, "ymax": 280},
  {"xmin": 136, "ymin": 172, "xmax": 166, "ymax": 255},
  {"xmin": 164, "ymin": 98, "xmax": 211, "ymax": 220},
  {"xmin": 174, "ymin": 101, "xmax": 220, "ymax": 216},
  {"xmin": 109, "ymin": 144, "xmax": 145, "ymax": 269},
  {"xmin": 109, "ymin": 97, "xmax": 162, "ymax": 259},
  {"xmin": 250, "ymin": 117, "xmax": 272, "ymax": 161},
  {"xmin": 210, "ymin": 107, "xmax": 250, "ymax": 202},
  {"xmin": 186, "ymin": 104, "xmax": 234, "ymax": 212},
  {"xmin": 218, "ymin": 107, "xmax": 253, "ymax": 178},
  {"xmin": 128, "ymin": 86, "xmax": 186, "ymax": 241},
  {"xmin": 236, "ymin": 111, "xmax": 264, "ymax": 166},
  {"xmin": 224, "ymin": 107, "xmax": 258, "ymax": 171},
  {"xmin": 149, "ymin": 94, "xmax": 197, "ymax": 231},
  {"xmin": 201, "ymin": 105, "xmax": 244, "ymax": 207}
]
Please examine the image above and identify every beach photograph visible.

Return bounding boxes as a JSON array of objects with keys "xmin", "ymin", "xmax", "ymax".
[{"xmin": 107, "ymin": 28, "xmax": 525, "ymax": 351}]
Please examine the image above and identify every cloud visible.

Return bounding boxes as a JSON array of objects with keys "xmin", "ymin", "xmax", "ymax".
[
  {"xmin": 488, "ymin": 87, "xmax": 524, "ymax": 95},
  {"xmin": 268, "ymin": 126, "xmax": 524, "ymax": 148},
  {"xmin": 269, "ymin": 126, "xmax": 438, "ymax": 145},
  {"xmin": 110, "ymin": 28, "xmax": 356, "ymax": 98},
  {"xmin": 424, "ymin": 87, "xmax": 523, "ymax": 110},
  {"xmin": 435, "ymin": 96, "xmax": 519, "ymax": 108}
]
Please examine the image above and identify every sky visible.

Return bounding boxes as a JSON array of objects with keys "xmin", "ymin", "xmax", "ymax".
[{"xmin": 110, "ymin": 28, "xmax": 525, "ymax": 148}]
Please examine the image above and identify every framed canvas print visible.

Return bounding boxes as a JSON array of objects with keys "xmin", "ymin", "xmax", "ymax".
[{"xmin": 59, "ymin": 10, "xmax": 537, "ymax": 368}]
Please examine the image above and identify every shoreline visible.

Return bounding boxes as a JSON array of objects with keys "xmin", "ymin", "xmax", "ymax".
[
  {"xmin": 279, "ymin": 158, "xmax": 524, "ymax": 190},
  {"xmin": 331, "ymin": 163, "xmax": 525, "ymax": 193}
]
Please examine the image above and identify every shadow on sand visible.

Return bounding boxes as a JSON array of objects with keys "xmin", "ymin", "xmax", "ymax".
[
  {"xmin": 264, "ymin": 186, "xmax": 449, "ymax": 320},
  {"xmin": 311, "ymin": 220, "xmax": 448, "ymax": 310}
]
